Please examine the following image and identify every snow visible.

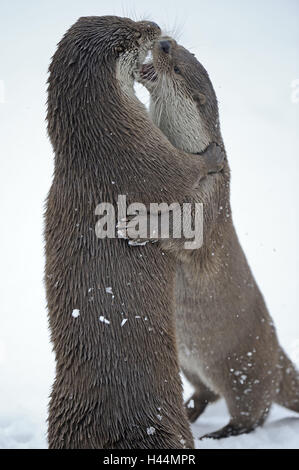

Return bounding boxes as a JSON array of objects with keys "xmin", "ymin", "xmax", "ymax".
[
  {"xmin": 147, "ymin": 427, "xmax": 156, "ymax": 436},
  {"xmin": 71, "ymin": 309, "xmax": 80, "ymax": 318},
  {"xmin": 187, "ymin": 399, "xmax": 195, "ymax": 409},
  {"xmin": 0, "ymin": 411, "xmax": 46, "ymax": 449},
  {"xmin": 0, "ymin": 0, "xmax": 298, "ymax": 451},
  {"xmin": 1, "ymin": 382, "xmax": 298, "ymax": 449}
]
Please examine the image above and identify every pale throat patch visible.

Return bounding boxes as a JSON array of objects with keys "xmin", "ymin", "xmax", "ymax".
[
  {"xmin": 116, "ymin": 44, "xmax": 152, "ymax": 101},
  {"xmin": 149, "ymin": 80, "xmax": 210, "ymax": 154}
]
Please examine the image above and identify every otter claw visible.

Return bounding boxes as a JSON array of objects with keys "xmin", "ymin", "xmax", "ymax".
[{"xmin": 128, "ymin": 240, "xmax": 149, "ymax": 246}]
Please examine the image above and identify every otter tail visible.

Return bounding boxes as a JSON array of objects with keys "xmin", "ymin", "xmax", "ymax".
[{"xmin": 275, "ymin": 349, "xmax": 299, "ymax": 412}]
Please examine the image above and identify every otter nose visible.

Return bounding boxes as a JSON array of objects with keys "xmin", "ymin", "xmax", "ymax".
[{"xmin": 159, "ymin": 40, "xmax": 171, "ymax": 54}]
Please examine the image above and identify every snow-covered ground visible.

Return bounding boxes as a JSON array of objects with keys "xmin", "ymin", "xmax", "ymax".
[
  {"xmin": 1, "ymin": 377, "xmax": 298, "ymax": 449},
  {"xmin": 0, "ymin": 0, "xmax": 298, "ymax": 449}
]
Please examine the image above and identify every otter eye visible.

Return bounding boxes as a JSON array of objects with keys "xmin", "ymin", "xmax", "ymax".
[{"xmin": 173, "ymin": 66, "xmax": 181, "ymax": 74}]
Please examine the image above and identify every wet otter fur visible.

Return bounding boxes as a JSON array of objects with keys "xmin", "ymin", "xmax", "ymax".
[
  {"xmin": 45, "ymin": 17, "xmax": 224, "ymax": 448},
  {"xmin": 137, "ymin": 37, "xmax": 299, "ymax": 439}
]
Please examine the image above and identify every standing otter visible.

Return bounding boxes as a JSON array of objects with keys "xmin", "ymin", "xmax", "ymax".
[
  {"xmin": 136, "ymin": 37, "xmax": 299, "ymax": 439},
  {"xmin": 45, "ymin": 17, "xmax": 225, "ymax": 448}
]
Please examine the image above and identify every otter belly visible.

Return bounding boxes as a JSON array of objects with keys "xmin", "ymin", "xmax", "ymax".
[
  {"xmin": 175, "ymin": 261, "xmax": 224, "ymax": 396},
  {"xmin": 179, "ymin": 345, "xmax": 221, "ymax": 395}
]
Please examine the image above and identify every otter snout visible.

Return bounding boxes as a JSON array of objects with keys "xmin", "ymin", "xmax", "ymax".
[{"xmin": 159, "ymin": 40, "xmax": 171, "ymax": 54}]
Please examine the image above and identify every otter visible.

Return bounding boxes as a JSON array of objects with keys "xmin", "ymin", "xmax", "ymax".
[
  {"xmin": 45, "ymin": 17, "xmax": 225, "ymax": 448},
  {"xmin": 136, "ymin": 37, "xmax": 299, "ymax": 439}
]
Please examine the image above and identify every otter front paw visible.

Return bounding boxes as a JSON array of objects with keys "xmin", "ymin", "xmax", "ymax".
[
  {"xmin": 117, "ymin": 215, "xmax": 158, "ymax": 246},
  {"xmin": 202, "ymin": 143, "xmax": 225, "ymax": 174}
]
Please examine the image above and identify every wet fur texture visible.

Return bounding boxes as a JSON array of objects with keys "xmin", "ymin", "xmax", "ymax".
[
  {"xmin": 139, "ymin": 38, "xmax": 299, "ymax": 439},
  {"xmin": 45, "ymin": 16, "xmax": 225, "ymax": 449}
]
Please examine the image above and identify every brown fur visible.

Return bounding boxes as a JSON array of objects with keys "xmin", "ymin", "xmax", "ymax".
[
  {"xmin": 45, "ymin": 17, "xmax": 225, "ymax": 449},
  {"xmin": 137, "ymin": 38, "xmax": 299, "ymax": 439}
]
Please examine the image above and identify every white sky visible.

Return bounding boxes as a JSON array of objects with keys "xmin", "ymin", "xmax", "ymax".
[{"xmin": 0, "ymin": 0, "xmax": 298, "ymax": 447}]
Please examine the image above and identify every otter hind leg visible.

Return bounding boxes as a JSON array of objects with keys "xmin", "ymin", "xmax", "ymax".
[
  {"xmin": 183, "ymin": 369, "xmax": 219, "ymax": 423},
  {"xmin": 200, "ymin": 397, "xmax": 271, "ymax": 440},
  {"xmin": 275, "ymin": 349, "xmax": 299, "ymax": 413}
]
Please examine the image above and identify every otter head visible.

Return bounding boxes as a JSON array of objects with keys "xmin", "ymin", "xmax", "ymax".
[
  {"xmin": 48, "ymin": 16, "xmax": 161, "ymax": 109},
  {"xmin": 137, "ymin": 37, "xmax": 222, "ymax": 153},
  {"xmin": 47, "ymin": 16, "xmax": 161, "ymax": 150}
]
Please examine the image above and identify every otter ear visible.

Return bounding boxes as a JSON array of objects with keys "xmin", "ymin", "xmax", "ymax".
[{"xmin": 193, "ymin": 93, "xmax": 206, "ymax": 105}]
